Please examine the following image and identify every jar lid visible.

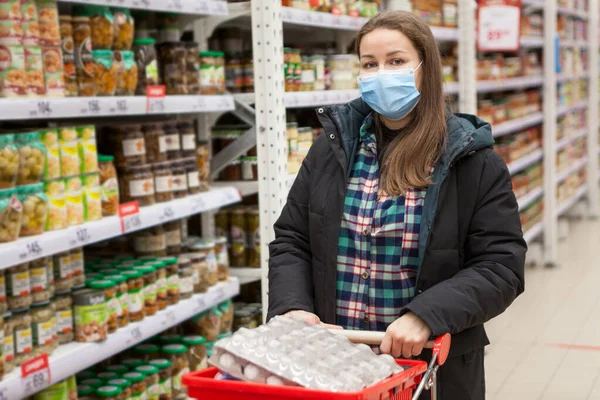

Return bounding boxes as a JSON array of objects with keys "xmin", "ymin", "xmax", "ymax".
[
  {"xmin": 121, "ymin": 269, "xmax": 143, "ymax": 279},
  {"xmin": 103, "ymin": 274, "xmax": 126, "ymax": 284},
  {"xmin": 11, "ymin": 307, "xmax": 30, "ymax": 315},
  {"xmin": 2, "ymin": 310, "xmax": 11, "ymax": 320},
  {"xmin": 182, "ymin": 335, "xmax": 207, "ymax": 345},
  {"xmin": 133, "ymin": 343, "xmax": 159, "ymax": 354},
  {"xmin": 77, "ymin": 385, "xmax": 95, "ymax": 396},
  {"xmin": 97, "ymin": 154, "xmax": 114, "ymax": 163},
  {"xmin": 138, "ymin": 256, "xmax": 157, "ymax": 262},
  {"xmin": 214, "ymin": 236, "xmax": 227, "ymax": 244},
  {"xmin": 106, "ymin": 378, "xmax": 131, "ymax": 389},
  {"xmin": 159, "ymin": 334, "xmax": 182, "ymax": 344},
  {"xmin": 133, "ymin": 37, "xmax": 156, "ymax": 45},
  {"xmin": 80, "ymin": 378, "xmax": 104, "ymax": 388},
  {"xmin": 199, "ymin": 51, "xmax": 214, "ymax": 57},
  {"xmin": 123, "ymin": 371, "xmax": 147, "ymax": 384},
  {"xmin": 133, "ymin": 265, "xmax": 155, "ymax": 274},
  {"xmin": 158, "ymin": 257, "xmax": 177, "ymax": 265},
  {"xmin": 147, "ymin": 260, "xmax": 166, "ymax": 269},
  {"xmin": 97, "ymin": 371, "xmax": 119, "ymax": 381},
  {"xmin": 77, "ymin": 370, "xmax": 96, "ymax": 381},
  {"xmin": 96, "ymin": 386, "xmax": 122, "ymax": 398},
  {"xmin": 92, "ymin": 49, "xmax": 113, "ymax": 57},
  {"xmin": 213, "ymin": 51, "xmax": 225, "ymax": 57},
  {"xmin": 162, "ymin": 344, "xmax": 188, "ymax": 354},
  {"xmin": 122, "ymin": 358, "xmax": 145, "ymax": 369},
  {"xmin": 190, "ymin": 238, "xmax": 215, "ymax": 250},
  {"xmin": 135, "ymin": 365, "xmax": 159, "ymax": 376},
  {"xmin": 30, "ymin": 300, "xmax": 51, "ymax": 308},
  {"xmin": 148, "ymin": 358, "xmax": 172, "ymax": 370},
  {"xmin": 98, "ymin": 268, "xmax": 120, "ymax": 275},
  {"xmin": 234, "ymin": 309, "xmax": 252, "ymax": 317},
  {"xmin": 16, "ymin": 131, "xmax": 41, "ymax": 142},
  {"xmin": 105, "ymin": 364, "xmax": 129, "ymax": 374},
  {"xmin": 87, "ymin": 279, "xmax": 115, "ymax": 290}
]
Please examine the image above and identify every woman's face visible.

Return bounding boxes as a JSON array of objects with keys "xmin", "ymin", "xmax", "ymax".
[{"xmin": 359, "ymin": 28, "xmax": 422, "ymax": 91}]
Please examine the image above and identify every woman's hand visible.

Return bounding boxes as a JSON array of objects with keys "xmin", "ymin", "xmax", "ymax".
[
  {"xmin": 282, "ymin": 310, "xmax": 343, "ymax": 330},
  {"xmin": 380, "ymin": 312, "xmax": 432, "ymax": 358}
]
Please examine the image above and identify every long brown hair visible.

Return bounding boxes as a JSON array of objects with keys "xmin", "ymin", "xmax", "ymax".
[{"xmin": 355, "ymin": 11, "xmax": 447, "ymax": 195}]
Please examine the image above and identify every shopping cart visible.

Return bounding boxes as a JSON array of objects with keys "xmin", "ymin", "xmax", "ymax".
[{"xmin": 183, "ymin": 331, "xmax": 451, "ymax": 400}]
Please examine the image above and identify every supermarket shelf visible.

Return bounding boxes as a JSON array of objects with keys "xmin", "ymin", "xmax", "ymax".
[
  {"xmin": 0, "ymin": 187, "xmax": 240, "ymax": 271},
  {"xmin": 213, "ymin": 180, "xmax": 258, "ymax": 197},
  {"xmin": 0, "ymin": 279, "xmax": 240, "ymax": 400},
  {"xmin": 556, "ymin": 128, "xmax": 587, "ymax": 152},
  {"xmin": 492, "ymin": 112, "xmax": 544, "ymax": 138},
  {"xmin": 507, "ymin": 149, "xmax": 543, "ymax": 175},
  {"xmin": 517, "ymin": 187, "xmax": 544, "ymax": 212},
  {"xmin": 557, "ymin": 71, "xmax": 590, "ymax": 82},
  {"xmin": 62, "ymin": 0, "xmax": 228, "ymax": 15},
  {"xmin": 522, "ymin": 0, "xmax": 544, "ymax": 9},
  {"xmin": 281, "ymin": 7, "xmax": 367, "ymax": 31},
  {"xmin": 285, "ymin": 90, "xmax": 360, "ymax": 108},
  {"xmin": 556, "ymin": 157, "xmax": 588, "ymax": 184},
  {"xmin": 229, "ymin": 267, "xmax": 261, "ymax": 285},
  {"xmin": 429, "ymin": 26, "xmax": 460, "ymax": 42},
  {"xmin": 559, "ymin": 39, "xmax": 589, "ymax": 48},
  {"xmin": 523, "ymin": 221, "xmax": 544, "ymax": 243},
  {"xmin": 557, "ymin": 7, "xmax": 589, "ymax": 20},
  {"xmin": 557, "ymin": 185, "xmax": 588, "ymax": 217},
  {"xmin": 476, "ymin": 76, "xmax": 543, "ymax": 93},
  {"xmin": 0, "ymin": 95, "xmax": 235, "ymax": 121},
  {"xmin": 520, "ymin": 36, "xmax": 544, "ymax": 48},
  {"xmin": 557, "ymin": 101, "xmax": 589, "ymax": 116}
]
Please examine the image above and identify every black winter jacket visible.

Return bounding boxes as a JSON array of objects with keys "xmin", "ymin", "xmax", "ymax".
[{"xmin": 268, "ymin": 98, "xmax": 526, "ymax": 358}]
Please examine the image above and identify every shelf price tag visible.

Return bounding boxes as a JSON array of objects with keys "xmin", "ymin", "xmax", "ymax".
[
  {"xmin": 21, "ymin": 354, "xmax": 51, "ymax": 396},
  {"xmin": 168, "ymin": 0, "xmax": 182, "ymax": 10},
  {"xmin": 158, "ymin": 204, "xmax": 176, "ymax": 222},
  {"xmin": 29, "ymin": 100, "xmax": 53, "ymax": 118},
  {"xmin": 477, "ymin": 0, "xmax": 521, "ymax": 52},
  {"xmin": 18, "ymin": 238, "xmax": 44, "ymax": 262},
  {"xmin": 119, "ymin": 201, "xmax": 142, "ymax": 233},
  {"xmin": 146, "ymin": 85, "xmax": 166, "ymax": 114}
]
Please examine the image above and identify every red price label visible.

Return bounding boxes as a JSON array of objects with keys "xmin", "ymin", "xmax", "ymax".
[
  {"xmin": 21, "ymin": 354, "xmax": 51, "ymax": 396},
  {"xmin": 119, "ymin": 201, "xmax": 141, "ymax": 233},
  {"xmin": 146, "ymin": 85, "xmax": 166, "ymax": 114}
]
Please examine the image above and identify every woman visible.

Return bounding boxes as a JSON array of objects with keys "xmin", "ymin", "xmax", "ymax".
[{"xmin": 268, "ymin": 10, "xmax": 525, "ymax": 399}]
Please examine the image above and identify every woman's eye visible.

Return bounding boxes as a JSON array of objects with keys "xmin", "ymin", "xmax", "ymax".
[
  {"xmin": 363, "ymin": 62, "xmax": 377, "ymax": 69},
  {"xmin": 390, "ymin": 59, "xmax": 405, "ymax": 66}
]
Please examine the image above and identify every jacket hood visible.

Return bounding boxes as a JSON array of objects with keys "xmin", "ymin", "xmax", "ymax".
[{"xmin": 321, "ymin": 97, "xmax": 494, "ymax": 167}]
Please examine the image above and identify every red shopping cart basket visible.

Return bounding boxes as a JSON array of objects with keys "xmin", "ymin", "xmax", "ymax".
[{"xmin": 183, "ymin": 333, "xmax": 451, "ymax": 400}]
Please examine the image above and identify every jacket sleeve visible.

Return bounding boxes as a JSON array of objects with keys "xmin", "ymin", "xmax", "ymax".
[
  {"xmin": 405, "ymin": 150, "xmax": 526, "ymax": 335},
  {"xmin": 266, "ymin": 140, "xmax": 318, "ymax": 321}
]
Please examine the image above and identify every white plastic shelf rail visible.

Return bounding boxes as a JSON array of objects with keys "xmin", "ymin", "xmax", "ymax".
[
  {"xmin": 517, "ymin": 187, "xmax": 544, "ymax": 212},
  {"xmin": 0, "ymin": 279, "xmax": 240, "ymax": 400},
  {"xmin": 62, "ymin": 0, "xmax": 228, "ymax": 15},
  {"xmin": 0, "ymin": 95, "xmax": 235, "ymax": 121},
  {"xmin": 507, "ymin": 149, "xmax": 543, "ymax": 175},
  {"xmin": 556, "ymin": 128, "xmax": 588, "ymax": 152},
  {"xmin": 229, "ymin": 267, "xmax": 261, "ymax": 285},
  {"xmin": 492, "ymin": 112, "xmax": 544, "ymax": 138},
  {"xmin": 523, "ymin": 221, "xmax": 543, "ymax": 243},
  {"xmin": 557, "ymin": 185, "xmax": 588, "ymax": 217},
  {"xmin": 557, "ymin": 101, "xmax": 589, "ymax": 116},
  {"xmin": 556, "ymin": 157, "xmax": 588, "ymax": 184},
  {"xmin": 476, "ymin": 76, "xmax": 544, "ymax": 93},
  {"xmin": 0, "ymin": 187, "xmax": 240, "ymax": 271}
]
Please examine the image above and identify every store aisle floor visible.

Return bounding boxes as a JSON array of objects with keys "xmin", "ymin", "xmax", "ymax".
[{"xmin": 485, "ymin": 215, "xmax": 600, "ymax": 399}]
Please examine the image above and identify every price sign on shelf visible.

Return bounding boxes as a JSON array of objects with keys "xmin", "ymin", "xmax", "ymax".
[
  {"xmin": 119, "ymin": 201, "xmax": 142, "ymax": 233},
  {"xmin": 146, "ymin": 85, "xmax": 166, "ymax": 114},
  {"xmin": 18, "ymin": 238, "xmax": 44, "ymax": 262},
  {"xmin": 29, "ymin": 100, "xmax": 53, "ymax": 118},
  {"xmin": 21, "ymin": 354, "xmax": 51, "ymax": 396},
  {"xmin": 477, "ymin": 0, "xmax": 522, "ymax": 52}
]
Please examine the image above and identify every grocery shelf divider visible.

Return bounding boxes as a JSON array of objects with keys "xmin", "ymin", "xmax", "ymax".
[
  {"xmin": 557, "ymin": 71, "xmax": 590, "ymax": 82},
  {"xmin": 557, "ymin": 185, "xmax": 588, "ymax": 217},
  {"xmin": 556, "ymin": 157, "xmax": 588, "ymax": 184},
  {"xmin": 517, "ymin": 187, "xmax": 544, "ymax": 212},
  {"xmin": 0, "ymin": 279, "xmax": 240, "ymax": 400},
  {"xmin": 61, "ymin": 0, "xmax": 228, "ymax": 15},
  {"xmin": 523, "ymin": 221, "xmax": 544, "ymax": 243},
  {"xmin": 557, "ymin": 100, "xmax": 589, "ymax": 116},
  {"xmin": 492, "ymin": 112, "xmax": 544, "ymax": 138},
  {"xmin": 281, "ymin": 6, "xmax": 367, "ymax": 31},
  {"xmin": 507, "ymin": 149, "xmax": 543, "ymax": 175},
  {"xmin": 476, "ymin": 76, "xmax": 544, "ymax": 93},
  {"xmin": 556, "ymin": 128, "xmax": 588, "ymax": 152},
  {"xmin": 0, "ymin": 187, "xmax": 240, "ymax": 271}
]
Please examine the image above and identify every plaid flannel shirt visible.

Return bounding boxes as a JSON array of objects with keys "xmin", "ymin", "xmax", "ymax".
[{"xmin": 336, "ymin": 118, "xmax": 426, "ymax": 332}]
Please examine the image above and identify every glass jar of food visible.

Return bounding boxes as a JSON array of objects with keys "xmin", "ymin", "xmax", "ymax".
[
  {"xmin": 214, "ymin": 51, "xmax": 226, "ymax": 94},
  {"xmin": 246, "ymin": 207, "xmax": 260, "ymax": 268},
  {"xmin": 12, "ymin": 307, "xmax": 33, "ymax": 366},
  {"xmin": 229, "ymin": 209, "xmax": 246, "ymax": 267},
  {"xmin": 95, "ymin": 385, "xmax": 123, "ymax": 400},
  {"xmin": 152, "ymin": 162, "xmax": 174, "ymax": 203},
  {"xmin": 54, "ymin": 290, "xmax": 74, "ymax": 344},
  {"xmin": 122, "ymin": 372, "xmax": 147, "ymax": 400},
  {"xmin": 92, "ymin": 50, "xmax": 118, "ymax": 95},
  {"xmin": 77, "ymin": 385, "xmax": 95, "ymax": 400},
  {"xmin": 103, "ymin": 274, "xmax": 128, "ymax": 328},
  {"xmin": 143, "ymin": 124, "xmax": 167, "ymax": 164},
  {"xmin": 119, "ymin": 165, "xmax": 155, "ymax": 206},
  {"xmin": 219, "ymin": 300, "xmax": 233, "ymax": 333},
  {"xmin": 80, "ymin": 378, "xmax": 104, "ymax": 388},
  {"xmin": 28, "ymin": 257, "xmax": 53, "ymax": 303},
  {"xmin": 73, "ymin": 288, "xmax": 108, "ymax": 342},
  {"xmin": 122, "ymin": 358, "xmax": 145, "ymax": 370},
  {"xmin": 133, "ymin": 265, "xmax": 157, "ymax": 316},
  {"xmin": 214, "ymin": 237, "xmax": 229, "ymax": 281},
  {"xmin": 121, "ymin": 270, "xmax": 144, "ymax": 322},
  {"xmin": 59, "ymin": 16, "xmax": 78, "ymax": 97},
  {"xmin": 70, "ymin": 247, "xmax": 85, "ymax": 286},
  {"xmin": 53, "ymin": 251, "xmax": 74, "ymax": 292},
  {"xmin": 147, "ymin": 261, "xmax": 167, "ymax": 310},
  {"xmin": 105, "ymin": 364, "xmax": 128, "ymax": 376},
  {"xmin": 97, "ymin": 371, "xmax": 119, "ymax": 382},
  {"xmin": 158, "ymin": 334, "xmax": 181, "ymax": 346},
  {"xmin": 87, "ymin": 279, "xmax": 118, "ymax": 333},
  {"xmin": 196, "ymin": 142, "xmax": 210, "ymax": 191},
  {"xmin": 233, "ymin": 309, "xmax": 253, "ymax": 330},
  {"xmin": 157, "ymin": 42, "xmax": 187, "ymax": 95},
  {"xmin": 16, "ymin": 132, "xmax": 46, "ymax": 186},
  {"xmin": 112, "ymin": 124, "xmax": 147, "ymax": 168},
  {"xmin": 73, "ymin": 16, "xmax": 96, "ymax": 96},
  {"xmin": 135, "ymin": 365, "xmax": 160, "ymax": 400},
  {"xmin": 189, "ymin": 240, "xmax": 218, "ymax": 286},
  {"xmin": 133, "ymin": 38, "xmax": 160, "ymax": 95},
  {"xmin": 221, "ymin": 159, "xmax": 242, "ymax": 181},
  {"xmin": 185, "ymin": 42, "xmax": 201, "ymax": 94},
  {"xmin": 241, "ymin": 156, "xmax": 258, "ymax": 181},
  {"xmin": 0, "ymin": 270, "xmax": 6, "ymax": 313},
  {"xmin": 157, "ymin": 257, "xmax": 177, "ymax": 306},
  {"xmin": 177, "ymin": 120, "xmax": 196, "ymax": 159},
  {"xmin": 98, "ymin": 154, "xmax": 119, "ymax": 217},
  {"xmin": 148, "ymin": 358, "xmax": 172, "ymax": 400},
  {"xmin": 7, "ymin": 264, "xmax": 32, "ymax": 311},
  {"xmin": 113, "ymin": 8, "xmax": 133, "ymax": 50},
  {"xmin": 161, "ymin": 122, "xmax": 181, "ymax": 161},
  {"xmin": 169, "ymin": 160, "xmax": 187, "ymax": 199},
  {"xmin": 116, "ymin": 50, "xmax": 138, "ymax": 95},
  {"xmin": 3, "ymin": 311, "xmax": 14, "ymax": 373},
  {"xmin": 75, "ymin": 5, "xmax": 114, "ymax": 49},
  {"xmin": 133, "ymin": 343, "xmax": 160, "ymax": 361},
  {"xmin": 161, "ymin": 344, "xmax": 189, "ymax": 398},
  {"xmin": 178, "ymin": 259, "xmax": 193, "ymax": 300},
  {"xmin": 186, "ymin": 253, "xmax": 208, "ymax": 293},
  {"xmin": 182, "ymin": 335, "xmax": 207, "ymax": 371},
  {"xmin": 225, "ymin": 52, "xmax": 242, "ymax": 93},
  {"xmin": 164, "ymin": 221, "xmax": 182, "ymax": 256},
  {"xmin": 134, "ymin": 226, "xmax": 166, "ymax": 258},
  {"xmin": 30, "ymin": 300, "xmax": 55, "ymax": 358},
  {"xmin": 107, "ymin": 378, "xmax": 132, "ymax": 400},
  {"xmin": 191, "ymin": 308, "xmax": 221, "ymax": 341},
  {"xmin": 184, "ymin": 158, "xmax": 200, "ymax": 195},
  {"xmin": 0, "ymin": 135, "xmax": 19, "ymax": 189}
]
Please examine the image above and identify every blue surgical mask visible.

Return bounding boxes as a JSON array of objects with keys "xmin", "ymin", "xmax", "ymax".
[{"xmin": 357, "ymin": 62, "xmax": 422, "ymax": 121}]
